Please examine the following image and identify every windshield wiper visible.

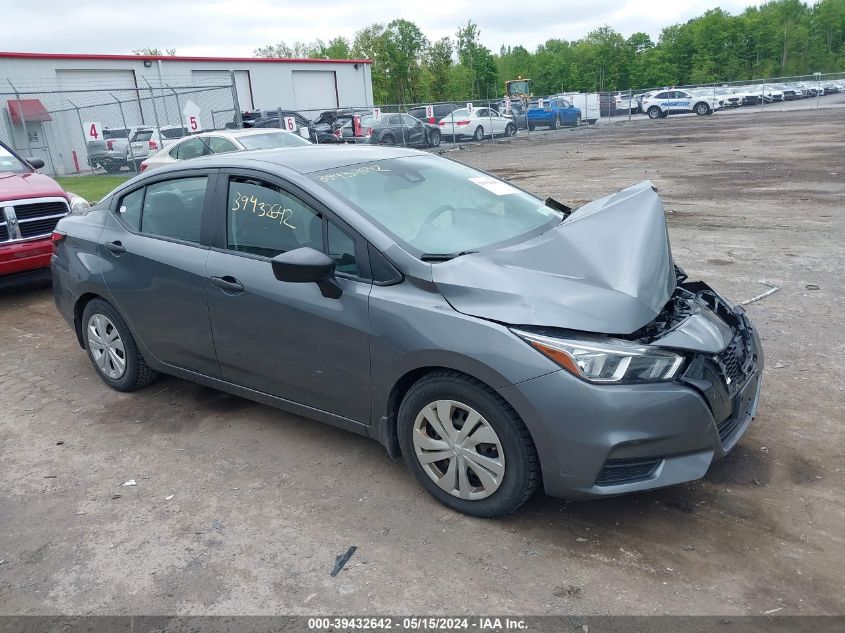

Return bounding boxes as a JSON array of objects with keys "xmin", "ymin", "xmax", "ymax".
[
  {"xmin": 420, "ymin": 251, "xmax": 477, "ymax": 262},
  {"xmin": 545, "ymin": 197, "xmax": 573, "ymax": 218}
]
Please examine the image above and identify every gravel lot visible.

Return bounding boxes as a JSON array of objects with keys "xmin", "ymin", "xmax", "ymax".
[{"xmin": 1, "ymin": 108, "xmax": 843, "ymax": 616}]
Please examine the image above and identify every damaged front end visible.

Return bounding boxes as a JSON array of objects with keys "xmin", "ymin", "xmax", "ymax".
[{"xmin": 626, "ymin": 267, "xmax": 764, "ymax": 453}]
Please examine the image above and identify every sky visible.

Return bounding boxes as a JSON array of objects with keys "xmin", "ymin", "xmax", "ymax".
[{"xmin": 0, "ymin": 0, "xmax": 768, "ymax": 57}]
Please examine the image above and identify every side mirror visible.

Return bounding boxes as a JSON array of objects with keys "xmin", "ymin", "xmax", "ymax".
[
  {"xmin": 27, "ymin": 157, "xmax": 45, "ymax": 169},
  {"xmin": 271, "ymin": 247, "xmax": 342, "ymax": 299}
]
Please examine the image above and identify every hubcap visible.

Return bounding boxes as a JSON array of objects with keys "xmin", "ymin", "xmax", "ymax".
[
  {"xmin": 412, "ymin": 400, "xmax": 505, "ymax": 500},
  {"xmin": 87, "ymin": 314, "xmax": 126, "ymax": 379}
]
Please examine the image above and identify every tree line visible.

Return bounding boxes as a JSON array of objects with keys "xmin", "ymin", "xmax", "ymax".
[{"xmin": 254, "ymin": 0, "xmax": 845, "ymax": 103}]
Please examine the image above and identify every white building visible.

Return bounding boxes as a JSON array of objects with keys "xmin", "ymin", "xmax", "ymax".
[{"xmin": 0, "ymin": 51, "xmax": 373, "ymax": 174}]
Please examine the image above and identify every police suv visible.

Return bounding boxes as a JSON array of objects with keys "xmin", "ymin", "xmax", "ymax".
[{"xmin": 641, "ymin": 89, "xmax": 722, "ymax": 119}]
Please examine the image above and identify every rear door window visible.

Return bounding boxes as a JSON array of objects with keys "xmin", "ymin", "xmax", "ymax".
[
  {"xmin": 140, "ymin": 177, "xmax": 207, "ymax": 243},
  {"xmin": 175, "ymin": 138, "xmax": 208, "ymax": 160},
  {"xmin": 207, "ymin": 137, "xmax": 238, "ymax": 154}
]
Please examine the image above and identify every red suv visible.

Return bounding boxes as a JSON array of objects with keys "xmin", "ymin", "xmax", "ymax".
[{"xmin": 1, "ymin": 141, "xmax": 88, "ymax": 287}]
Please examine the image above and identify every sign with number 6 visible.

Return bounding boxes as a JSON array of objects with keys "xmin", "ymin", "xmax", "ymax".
[
  {"xmin": 84, "ymin": 121, "xmax": 103, "ymax": 141},
  {"xmin": 283, "ymin": 116, "xmax": 296, "ymax": 132}
]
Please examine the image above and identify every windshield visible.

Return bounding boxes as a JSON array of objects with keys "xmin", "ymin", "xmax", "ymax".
[
  {"xmin": 239, "ymin": 132, "xmax": 311, "ymax": 149},
  {"xmin": 312, "ymin": 155, "xmax": 562, "ymax": 255},
  {"xmin": 0, "ymin": 144, "xmax": 30, "ymax": 174}
]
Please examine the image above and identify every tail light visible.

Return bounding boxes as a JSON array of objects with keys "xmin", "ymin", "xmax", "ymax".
[
  {"xmin": 455, "ymin": 120, "xmax": 470, "ymax": 126},
  {"xmin": 428, "ymin": 117, "xmax": 435, "ymax": 124},
  {"xmin": 51, "ymin": 230, "xmax": 66, "ymax": 253},
  {"xmin": 439, "ymin": 121, "xmax": 446, "ymax": 126},
  {"xmin": 140, "ymin": 162, "xmax": 148, "ymax": 172},
  {"xmin": 352, "ymin": 114, "xmax": 362, "ymax": 137},
  {"xmin": 106, "ymin": 139, "xmax": 114, "ymax": 150},
  {"xmin": 148, "ymin": 139, "xmax": 158, "ymax": 150}
]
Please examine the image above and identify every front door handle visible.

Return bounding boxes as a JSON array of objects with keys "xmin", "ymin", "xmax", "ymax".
[
  {"xmin": 210, "ymin": 275, "xmax": 245, "ymax": 294},
  {"xmin": 104, "ymin": 240, "xmax": 126, "ymax": 255}
]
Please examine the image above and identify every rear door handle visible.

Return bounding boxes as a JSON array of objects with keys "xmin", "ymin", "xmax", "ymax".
[
  {"xmin": 104, "ymin": 240, "xmax": 126, "ymax": 255},
  {"xmin": 210, "ymin": 276, "xmax": 245, "ymax": 294}
]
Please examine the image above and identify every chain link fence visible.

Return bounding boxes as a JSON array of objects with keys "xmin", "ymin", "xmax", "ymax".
[
  {"xmin": 3, "ymin": 70, "xmax": 842, "ymax": 179},
  {"xmin": 0, "ymin": 73, "xmax": 242, "ymax": 176}
]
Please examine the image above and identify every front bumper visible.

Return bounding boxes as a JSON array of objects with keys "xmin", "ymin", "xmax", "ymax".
[
  {"xmin": 0, "ymin": 238, "xmax": 53, "ymax": 278},
  {"xmin": 499, "ymin": 310, "xmax": 763, "ymax": 499}
]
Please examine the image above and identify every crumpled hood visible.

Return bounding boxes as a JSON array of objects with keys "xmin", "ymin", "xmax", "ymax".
[
  {"xmin": 433, "ymin": 180, "xmax": 676, "ymax": 335},
  {"xmin": 0, "ymin": 171, "xmax": 67, "ymax": 204}
]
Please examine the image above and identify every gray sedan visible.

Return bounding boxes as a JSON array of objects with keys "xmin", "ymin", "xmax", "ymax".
[{"xmin": 52, "ymin": 146, "xmax": 763, "ymax": 517}]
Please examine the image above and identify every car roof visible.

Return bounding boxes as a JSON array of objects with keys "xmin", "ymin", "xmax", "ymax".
[
  {"xmin": 197, "ymin": 128, "xmax": 297, "ymax": 139},
  {"xmin": 152, "ymin": 145, "xmax": 424, "ymax": 176}
]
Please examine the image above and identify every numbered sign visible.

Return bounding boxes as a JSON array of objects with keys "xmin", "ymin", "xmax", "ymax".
[
  {"xmin": 84, "ymin": 121, "xmax": 103, "ymax": 142},
  {"xmin": 467, "ymin": 102, "xmax": 474, "ymax": 114},
  {"xmin": 372, "ymin": 107, "xmax": 381, "ymax": 121},
  {"xmin": 425, "ymin": 105, "xmax": 434, "ymax": 119},
  {"xmin": 283, "ymin": 116, "xmax": 297, "ymax": 132},
  {"xmin": 182, "ymin": 100, "xmax": 202, "ymax": 132},
  {"xmin": 537, "ymin": 98, "xmax": 544, "ymax": 108}
]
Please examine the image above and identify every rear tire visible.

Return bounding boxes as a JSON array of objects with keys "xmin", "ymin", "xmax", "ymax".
[
  {"xmin": 82, "ymin": 299, "xmax": 158, "ymax": 392},
  {"xmin": 573, "ymin": 114, "xmax": 581, "ymax": 127},
  {"xmin": 550, "ymin": 117, "xmax": 560, "ymax": 130},
  {"xmin": 527, "ymin": 123, "xmax": 535, "ymax": 131},
  {"xmin": 505, "ymin": 123, "xmax": 516, "ymax": 137},
  {"xmin": 397, "ymin": 371, "xmax": 540, "ymax": 518},
  {"xmin": 379, "ymin": 134, "xmax": 395, "ymax": 146}
]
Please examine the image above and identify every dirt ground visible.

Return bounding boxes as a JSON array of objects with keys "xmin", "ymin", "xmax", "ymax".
[{"xmin": 1, "ymin": 109, "xmax": 843, "ymax": 616}]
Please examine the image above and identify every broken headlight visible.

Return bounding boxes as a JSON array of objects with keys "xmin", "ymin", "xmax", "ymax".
[{"xmin": 512, "ymin": 329, "xmax": 684, "ymax": 384}]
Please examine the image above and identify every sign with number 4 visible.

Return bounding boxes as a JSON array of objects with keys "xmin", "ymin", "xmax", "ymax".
[
  {"xmin": 84, "ymin": 121, "xmax": 103, "ymax": 141},
  {"xmin": 283, "ymin": 116, "xmax": 296, "ymax": 132}
]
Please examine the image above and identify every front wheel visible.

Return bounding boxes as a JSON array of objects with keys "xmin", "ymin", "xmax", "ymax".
[
  {"xmin": 527, "ymin": 123, "xmax": 535, "ymax": 131},
  {"xmin": 473, "ymin": 126, "xmax": 484, "ymax": 141},
  {"xmin": 378, "ymin": 134, "xmax": 395, "ymax": 146},
  {"xmin": 648, "ymin": 106, "xmax": 662, "ymax": 119},
  {"xmin": 573, "ymin": 114, "xmax": 581, "ymax": 127},
  {"xmin": 427, "ymin": 129, "xmax": 441, "ymax": 147},
  {"xmin": 82, "ymin": 299, "xmax": 158, "ymax": 392},
  {"xmin": 550, "ymin": 116, "xmax": 560, "ymax": 130},
  {"xmin": 397, "ymin": 371, "xmax": 540, "ymax": 517},
  {"xmin": 695, "ymin": 102, "xmax": 711, "ymax": 115}
]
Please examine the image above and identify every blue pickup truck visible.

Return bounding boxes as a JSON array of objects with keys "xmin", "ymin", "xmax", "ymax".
[{"xmin": 526, "ymin": 97, "xmax": 582, "ymax": 130}]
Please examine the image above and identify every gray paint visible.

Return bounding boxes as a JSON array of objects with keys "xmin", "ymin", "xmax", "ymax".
[
  {"xmin": 434, "ymin": 181, "xmax": 676, "ymax": 335},
  {"xmin": 52, "ymin": 147, "xmax": 763, "ymax": 502}
]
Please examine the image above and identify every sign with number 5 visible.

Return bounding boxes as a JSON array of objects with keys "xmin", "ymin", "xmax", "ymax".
[
  {"xmin": 283, "ymin": 116, "xmax": 296, "ymax": 132},
  {"xmin": 182, "ymin": 100, "xmax": 202, "ymax": 133},
  {"xmin": 84, "ymin": 121, "xmax": 103, "ymax": 141}
]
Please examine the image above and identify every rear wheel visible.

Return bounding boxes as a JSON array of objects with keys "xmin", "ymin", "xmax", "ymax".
[
  {"xmin": 505, "ymin": 123, "xmax": 516, "ymax": 137},
  {"xmin": 648, "ymin": 106, "xmax": 661, "ymax": 119},
  {"xmin": 398, "ymin": 371, "xmax": 540, "ymax": 517},
  {"xmin": 379, "ymin": 134, "xmax": 395, "ymax": 146},
  {"xmin": 573, "ymin": 114, "xmax": 581, "ymax": 127},
  {"xmin": 103, "ymin": 163, "xmax": 123, "ymax": 174},
  {"xmin": 550, "ymin": 116, "xmax": 560, "ymax": 130},
  {"xmin": 82, "ymin": 299, "xmax": 158, "ymax": 392},
  {"xmin": 473, "ymin": 126, "xmax": 484, "ymax": 141},
  {"xmin": 527, "ymin": 123, "xmax": 536, "ymax": 131}
]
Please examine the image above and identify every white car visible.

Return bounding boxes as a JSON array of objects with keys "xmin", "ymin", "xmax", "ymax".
[
  {"xmin": 139, "ymin": 128, "xmax": 311, "ymax": 172},
  {"xmin": 438, "ymin": 107, "xmax": 517, "ymax": 141},
  {"xmin": 128, "ymin": 125, "xmax": 189, "ymax": 165},
  {"xmin": 641, "ymin": 89, "xmax": 722, "ymax": 119}
]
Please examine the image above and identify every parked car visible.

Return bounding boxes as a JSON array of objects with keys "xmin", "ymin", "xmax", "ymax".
[
  {"xmin": 86, "ymin": 126, "xmax": 143, "ymax": 173},
  {"xmin": 407, "ymin": 104, "xmax": 461, "ymax": 124},
  {"xmin": 128, "ymin": 126, "xmax": 189, "ymax": 165},
  {"xmin": 642, "ymin": 90, "xmax": 722, "ymax": 118},
  {"xmin": 498, "ymin": 101, "xmax": 528, "ymax": 129},
  {"xmin": 526, "ymin": 97, "xmax": 582, "ymax": 130},
  {"xmin": 1, "ymin": 140, "xmax": 87, "ymax": 287},
  {"xmin": 140, "ymin": 129, "xmax": 311, "ymax": 172},
  {"xmin": 52, "ymin": 146, "xmax": 764, "ymax": 517},
  {"xmin": 250, "ymin": 111, "xmax": 340, "ymax": 144},
  {"xmin": 339, "ymin": 113, "xmax": 442, "ymax": 147},
  {"xmin": 438, "ymin": 107, "xmax": 518, "ymax": 140}
]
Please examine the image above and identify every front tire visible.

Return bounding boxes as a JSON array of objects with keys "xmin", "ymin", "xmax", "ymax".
[
  {"xmin": 378, "ymin": 134, "xmax": 395, "ymax": 146},
  {"xmin": 648, "ymin": 106, "xmax": 661, "ymax": 119},
  {"xmin": 397, "ymin": 371, "xmax": 540, "ymax": 517},
  {"xmin": 427, "ymin": 129, "xmax": 441, "ymax": 147},
  {"xmin": 550, "ymin": 116, "xmax": 560, "ymax": 130},
  {"xmin": 82, "ymin": 299, "xmax": 158, "ymax": 392},
  {"xmin": 573, "ymin": 114, "xmax": 581, "ymax": 127},
  {"xmin": 473, "ymin": 126, "xmax": 484, "ymax": 141}
]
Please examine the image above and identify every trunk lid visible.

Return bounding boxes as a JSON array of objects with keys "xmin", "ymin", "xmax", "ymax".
[{"xmin": 432, "ymin": 180, "xmax": 676, "ymax": 335}]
